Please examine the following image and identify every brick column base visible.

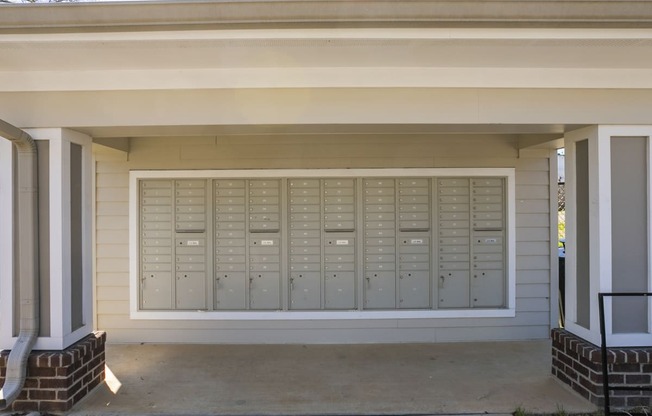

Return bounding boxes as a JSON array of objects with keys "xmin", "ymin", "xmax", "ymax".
[
  {"xmin": 552, "ymin": 328, "xmax": 652, "ymax": 408},
  {"xmin": 0, "ymin": 331, "xmax": 106, "ymax": 413}
]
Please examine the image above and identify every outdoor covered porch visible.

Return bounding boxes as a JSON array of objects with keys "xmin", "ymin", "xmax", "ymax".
[{"xmin": 71, "ymin": 340, "xmax": 595, "ymax": 415}]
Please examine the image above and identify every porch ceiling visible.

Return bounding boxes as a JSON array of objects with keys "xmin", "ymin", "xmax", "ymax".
[
  {"xmin": 88, "ymin": 124, "xmax": 568, "ymax": 151},
  {"xmin": 82, "ymin": 123, "xmax": 577, "ymax": 139}
]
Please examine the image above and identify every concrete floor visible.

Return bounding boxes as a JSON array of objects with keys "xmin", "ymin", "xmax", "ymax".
[{"xmin": 70, "ymin": 340, "xmax": 596, "ymax": 416}]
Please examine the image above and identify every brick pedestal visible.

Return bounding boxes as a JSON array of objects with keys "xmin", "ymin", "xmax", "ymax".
[
  {"xmin": 552, "ymin": 328, "xmax": 652, "ymax": 408},
  {"xmin": 0, "ymin": 331, "xmax": 106, "ymax": 413}
]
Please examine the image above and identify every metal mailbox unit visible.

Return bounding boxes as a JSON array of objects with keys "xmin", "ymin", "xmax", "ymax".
[
  {"xmin": 140, "ymin": 179, "xmax": 208, "ymax": 310},
  {"xmin": 138, "ymin": 176, "xmax": 507, "ymax": 312}
]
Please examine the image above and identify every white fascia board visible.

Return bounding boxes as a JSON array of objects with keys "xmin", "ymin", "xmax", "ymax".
[
  {"xmin": 5, "ymin": 68, "xmax": 652, "ymax": 92},
  {"xmin": 4, "ymin": 28, "xmax": 652, "ymax": 42}
]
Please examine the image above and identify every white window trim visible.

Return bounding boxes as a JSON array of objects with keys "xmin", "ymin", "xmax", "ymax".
[
  {"xmin": 565, "ymin": 125, "xmax": 652, "ymax": 348},
  {"xmin": 129, "ymin": 168, "xmax": 516, "ymax": 321}
]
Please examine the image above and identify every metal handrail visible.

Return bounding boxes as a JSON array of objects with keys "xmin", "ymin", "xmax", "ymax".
[{"xmin": 598, "ymin": 292, "xmax": 652, "ymax": 416}]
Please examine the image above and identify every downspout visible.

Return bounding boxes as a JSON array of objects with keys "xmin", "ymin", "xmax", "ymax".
[{"xmin": 0, "ymin": 119, "xmax": 39, "ymax": 409}]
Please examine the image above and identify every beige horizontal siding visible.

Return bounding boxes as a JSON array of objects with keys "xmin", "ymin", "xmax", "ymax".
[{"xmin": 93, "ymin": 134, "xmax": 553, "ymax": 344}]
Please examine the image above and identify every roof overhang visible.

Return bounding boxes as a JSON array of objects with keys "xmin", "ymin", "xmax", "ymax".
[
  {"xmin": 0, "ymin": 1, "xmax": 650, "ymax": 143},
  {"xmin": 2, "ymin": 0, "xmax": 652, "ymax": 33}
]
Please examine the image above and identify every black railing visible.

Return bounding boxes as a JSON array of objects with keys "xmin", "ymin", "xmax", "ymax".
[{"xmin": 598, "ymin": 292, "xmax": 652, "ymax": 416}]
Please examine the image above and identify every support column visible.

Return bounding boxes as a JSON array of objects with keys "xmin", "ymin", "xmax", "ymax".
[
  {"xmin": 553, "ymin": 125, "xmax": 652, "ymax": 409},
  {"xmin": 564, "ymin": 125, "xmax": 652, "ymax": 347},
  {"xmin": 0, "ymin": 128, "xmax": 105, "ymax": 412}
]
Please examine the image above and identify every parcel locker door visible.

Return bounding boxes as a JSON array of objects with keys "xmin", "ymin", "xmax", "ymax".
[
  {"xmin": 399, "ymin": 271, "xmax": 430, "ymax": 309},
  {"xmin": 471, "ymin": 270, "xmax": 504, "ymax": 307},
  {"xmin": 324, "ymin": 272, "xmax": 355, "ymax": 309},
  {"xmin": 364, "ymin": 271, "xmax": 396, "ymax": 309},
  {"xmin": 215, "ymin": 272, "xmax": 246, "ymax": 310},
  {"xmin": 141, "ymin": 272, "xmax": 173, "ymax": 309},
  {"xmin": 249, "ymin": 272, "xmax": 280, "ymax": 309},
  {"xmin": 176, "ymin": 272, "xmax": 206, "ymax": 309},
  {"xmin": 290, "ymin": 272, "xmax": 321, "ymax": 309},
  {"xmin": 438, "ymin": 271, "xmax": 470, "ymax": 308}
]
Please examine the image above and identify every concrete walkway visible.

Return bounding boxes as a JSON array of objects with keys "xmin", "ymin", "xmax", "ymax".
[{"xmin": 70, "ymin": 340, "xmax": 596, "ymax": 416}]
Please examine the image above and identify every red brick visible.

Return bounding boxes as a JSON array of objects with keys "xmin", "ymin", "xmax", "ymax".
[
  {"xmin": 50, "ymin": 353, "xmax": 62, "ymax": 367},
  {"xmin": 36, "ymin": 353, "xmax": 51, "ymax": 367},
  {"xmin": 61, "ymin": 352, "xmax": 73, "ymax": 366},
  {"xmin": 27, "ymin": 354, "xmax": 39, "ymax": 367},
  {"xmin": 28, "ymin": 366, "xmax": 56, "ymax": 377},
  {"xmin": 40, "ymin": 377, "xmax": 70, "ymax": 389},
  {"xmin": 29, "ymin": 389, "xmax": 57, "ymax": 400},
  {"xmin": 57, "ymin": 389, "xmax": 71, "ymax": 400},
  {"xmin": 72, "ymin": 386, "xmax": 88, "ymax": 404},
  {"xmin": 625, "ymin": 350, "xmax": 640, "ymax": 364},
  {"xmin": 571, "ymin": 382, "xmax": 591, "ymax": 400},
  {"xmin": 57, "ymin": 366, "xmax": 70, "ymax": 377},
  {"xmin": 613, "ymin": 388, "xmax": 636, "ymax": 396},
  {"xmin": 580, "ymin": 356, "xmax": 602, "ymax": 371},
  {"xmin": 556, "ymin": 371, "xmax": 572, "ymax": 386},
  {"xmin": 558, "ymin": 352, "xmax": 573, "ymax": 366},
  {"xmin": 40, "ymin": 400, "xmax": 72, "ymax": 412},
  {"xmin": 642, "ymin": 363, "xmax": 652, "ymax": 373},
  {"xmin": 93, "ymin": 364, "xmax": 105, "ymax": 378},
  {"xmin": 16, "ymin": 389, "xmax": 28, "ymax": 400},
  {"xmin": 572, "ymin": 360, "xmax": 590, "ymax": 377},
  {"xmin": 73, "ymin": 366, "xmax": 88, "ymax": 383},
  {"xmin": 626, "ymin": 374, "xmax": 651, "ymax": 384},
  {"xmin": 601, "ymin": 396, "xmax": 626, "ymax": 407},
  {"xmin": 88, "ymin": 375, "xmax": 102, "ymax": 391},
  {"xmin": 636, "ymin": 350, "xmax": 651, "ymax": 363},
  {"xmin": 23, "ymin": 377, "xmax": 38, "ymax": 388},
  {"xmin": 66, "ymin": 379, "xmax": 83, "ymax": 396},
  {"xmin": 590, "ymin": 349, "xmax": 603, "ymax": 363},
  {"xmin": 11, "ymin": 400, "xmax": 38, "ymax": 412},
  {"xmin": 578, "ymin": 376, "xmax": 600, "ymax": 394},
  {"xmin": 590, "ymin": 371, "xmax": 624, "ymax": 384},
  {"xmin": 564, "ymin": 365, "xmax": 578, "ymax": 380},
  {"xmin": 627, "ymin": 396, "xmax": 652, "ymax": 407},
  {"xmin": 88, "ymin": 355, "xmax": 102, "ymax": 370},
  {"xmin": 612, "ymin": 363, "xmax": 641, "ymax": 373}
]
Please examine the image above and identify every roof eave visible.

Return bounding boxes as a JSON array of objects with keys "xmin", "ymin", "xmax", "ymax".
[{"xmin": 3, "ymin": 0, "xmax": 652, "ymax": 32}]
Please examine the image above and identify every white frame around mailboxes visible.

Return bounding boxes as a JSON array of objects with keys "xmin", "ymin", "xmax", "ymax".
[{"xmin": 129, "ymin": 168, "xmax": 516, "ymax": 321}]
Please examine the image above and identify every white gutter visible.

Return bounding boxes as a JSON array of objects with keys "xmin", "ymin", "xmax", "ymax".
[{"xmin": 0, "ymin": 119, "xmax": 39, "ymax": 409}]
